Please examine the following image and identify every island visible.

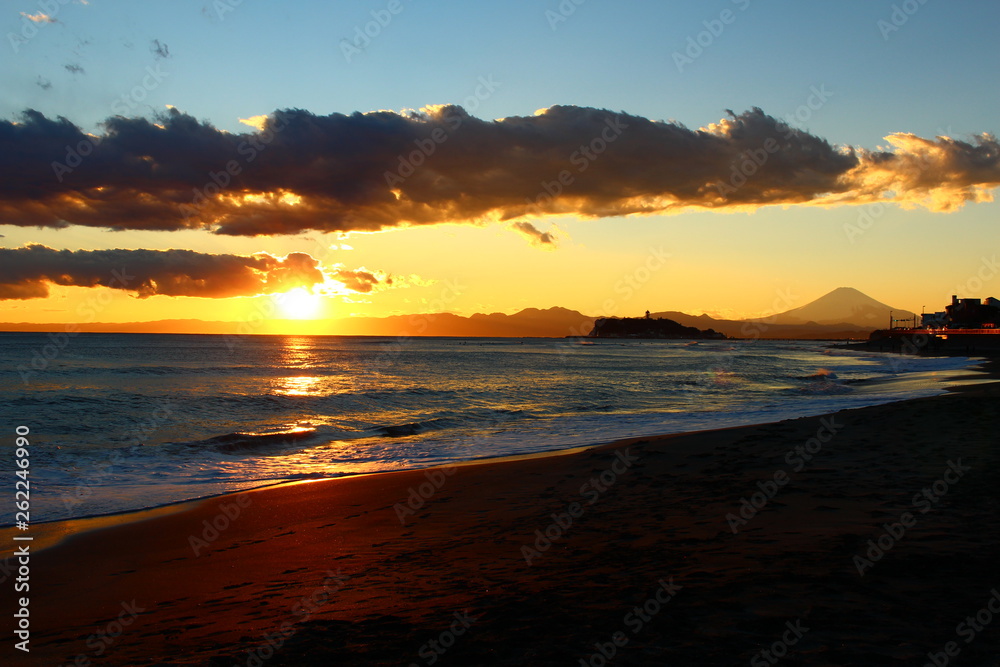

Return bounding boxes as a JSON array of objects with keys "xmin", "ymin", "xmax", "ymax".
[{"xmin": 587, "ymin": 312, "xmax": 727, "ymax": 339}]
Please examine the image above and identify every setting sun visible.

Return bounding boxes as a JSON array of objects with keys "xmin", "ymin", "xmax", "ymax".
[{"xmin": 276, "ymin": 287, "xmax": 322, "ymax": 319}]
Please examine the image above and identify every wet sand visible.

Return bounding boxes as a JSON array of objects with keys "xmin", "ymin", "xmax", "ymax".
[{"xmin": 4, "ymin": 380, "xmax": 1000, "ymax": 665}]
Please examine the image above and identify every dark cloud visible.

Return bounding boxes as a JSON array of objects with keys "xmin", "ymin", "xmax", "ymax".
[
  {"xmin": 35, "ymin": 76, "xmax": 52, "ymax": 91},
  {"xmin": 150, "ymin": 39, "xmax": 170, "ymax": 59},
  {"xmin": 331, "ymin": 268, "xmax": 388, "ymax": 293},
  {"xmin": 510, "ymin": 221, "xmax": 556, "ymax": 247},
  {"xmin": 0, "ymin": 246, "xmax": 328, "ymax": 300},
  {"xmin": 0, "ymin": 106, "xmax": 997, "ymax": 237},
  {"xmin": 64, "ymin": 63, "xmax": 85, "ymax": 75}
]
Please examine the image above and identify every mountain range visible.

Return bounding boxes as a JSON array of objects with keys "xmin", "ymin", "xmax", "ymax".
[
  {"xmin": 0, "ymin": 288, "xmax": 914, "ymax": 339},
  {"xmin": 764, "ymin": 287, "xmax": 915, "ymax": 327},
  {"xmin": 652, "ymin": 287, "xmax": 915, "ymax": 339}
]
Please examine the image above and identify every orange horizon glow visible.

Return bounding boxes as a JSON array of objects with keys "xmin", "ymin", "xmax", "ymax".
[{"xmin": 3, "ymin": 201, "xmax": 1000, "ymax": 335}]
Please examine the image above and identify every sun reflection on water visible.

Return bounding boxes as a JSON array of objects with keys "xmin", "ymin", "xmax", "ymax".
[{"xmin": 274, "ymin": 375, "xmax": 324, "ymax": 396}]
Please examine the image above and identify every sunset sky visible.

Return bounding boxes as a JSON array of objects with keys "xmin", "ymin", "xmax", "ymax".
[{"xmin": 2, "ymin": 0, "xmax": 999, "ymax": 331}]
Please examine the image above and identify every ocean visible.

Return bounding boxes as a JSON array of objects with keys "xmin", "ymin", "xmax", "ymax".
[{"xmin": 0, "ymin": 332, "xmax": 985, "ymax": 525}]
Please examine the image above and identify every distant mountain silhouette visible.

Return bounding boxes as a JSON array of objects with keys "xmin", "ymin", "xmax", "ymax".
[
  {"xmin": 763, "ymin": 287, "xmax": 915, "ymax": 328},
  {"xmin": 647, "ymin": 311, "xmax": 871, "ymax": 340},
  {"xmin": 0, "ymin": 290, "xmax": 906, "ymax": 338},
  {"xmin": 650, "ymin": 288, "xmax": 913, "ymax": 339},
  {"xmin": 337, "ymin": 307, "xmax": 596, "ymax": 337},
  {"xmin": 0, "ymin": 307, "xmax": 599, "ymax": 338}
]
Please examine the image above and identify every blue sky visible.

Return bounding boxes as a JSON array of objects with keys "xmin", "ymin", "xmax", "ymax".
[
  {"xmin": 2, "ymin": 0, "xmax": 999, "ymax": 323},
  {"xmin": 6, "ymin": 0, "xmax": 997, "ymax": 143}
]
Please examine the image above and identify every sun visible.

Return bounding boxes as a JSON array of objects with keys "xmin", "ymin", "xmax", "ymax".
[{"xmin": 276, "ymin": 287, "xmax": 322, "ymax": 320}]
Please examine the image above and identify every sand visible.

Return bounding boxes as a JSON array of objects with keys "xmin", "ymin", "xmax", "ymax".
[{"xmin": 4, "ymin": 379, "xmax": 1000, "ymax": 665}]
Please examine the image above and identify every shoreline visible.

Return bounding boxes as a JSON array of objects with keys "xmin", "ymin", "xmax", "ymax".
[
  {"xmin": 5, "ymin": 376, "xmax": 1000, "ymax": 664},
  {"xmin": 4, "ymin": 353, "xmax": 994, "ymax": 559}
]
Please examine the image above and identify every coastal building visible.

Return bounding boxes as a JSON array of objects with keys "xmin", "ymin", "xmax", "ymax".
[
  {"xmin": 869, "ymin": 294, "xmax": 1000, "ymax": 352},
  {"xmin": 943, "ymin": 295, "xmax": 1000, "ymax": 329},
  {"xmin": 920, "ymin": 311, "xmax": 948, "ymax": 327}
]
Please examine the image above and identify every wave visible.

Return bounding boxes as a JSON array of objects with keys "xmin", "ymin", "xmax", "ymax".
[
  {"xmin": 791, "ymin": 368, "xmax": 852, "ymax": 395},
  {"xmin": 802, "ymin": 368, "xmax": 838, "ymax": 380},
  {"xmin": 796, "ymin": 379, "xmax": 851, "ymax": 395},
  {"xmin": 157, "ymin": 406, "xmax": 536, "ymax": 455},
  {"xmin": 570, "ymin": 404, "xmax": 616, "ymax": 412},
  {"xmin": 187, "ymin": 426, "xmax": 323, "ymax": 454},
  {"xmin": 376, "ymin": 417, "xmax": 457, "ymax": 437}
]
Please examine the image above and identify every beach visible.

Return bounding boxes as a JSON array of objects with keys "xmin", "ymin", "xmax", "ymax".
[{"xmin": 5, "ymin": 379, "xmax": 1000, "ymax": 665}]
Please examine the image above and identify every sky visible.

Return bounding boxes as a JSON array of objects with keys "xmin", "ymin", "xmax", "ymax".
[{"xmin": 1, "ymin": 0, "xmax": 999, "ymax": 330}]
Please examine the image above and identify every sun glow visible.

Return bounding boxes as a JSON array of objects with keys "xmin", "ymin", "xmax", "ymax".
[{"xmin": 276, "ymin": 288, "xmax": 322, "ymax": 319}]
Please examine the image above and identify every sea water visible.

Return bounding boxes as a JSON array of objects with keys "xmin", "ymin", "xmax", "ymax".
[{"xmin": 0, "ymin": 332, "xmax": 985, "ymax": 524}]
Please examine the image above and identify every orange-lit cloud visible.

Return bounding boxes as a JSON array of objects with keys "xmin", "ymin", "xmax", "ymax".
[
  {"xmin": 20, "ymin": 12, "xmax": 56, "ymax": 23},
  {"xmin": 238, "ymin": 114, "xmax": 268, "ymax": 131},
  {"xmin": 0, "ymin": 246, "xmax": 395, "ymax": 300},
  {"xmin": 1, "ymin": 106, "xmax": 997, "ymax": 237}
]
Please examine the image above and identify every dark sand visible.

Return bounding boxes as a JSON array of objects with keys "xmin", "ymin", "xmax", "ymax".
[{"xmin": 4, "ymin": 378, "xmax": 1000, "ymax": 665}]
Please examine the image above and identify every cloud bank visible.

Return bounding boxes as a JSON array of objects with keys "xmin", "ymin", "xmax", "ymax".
[
  {"xmin": 1, "ymin": 105, "xmax": 998, "ymax": 237},
  {"xmin": 0, "ymin": 246, "xmax": 391, "ymax": 300}
]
